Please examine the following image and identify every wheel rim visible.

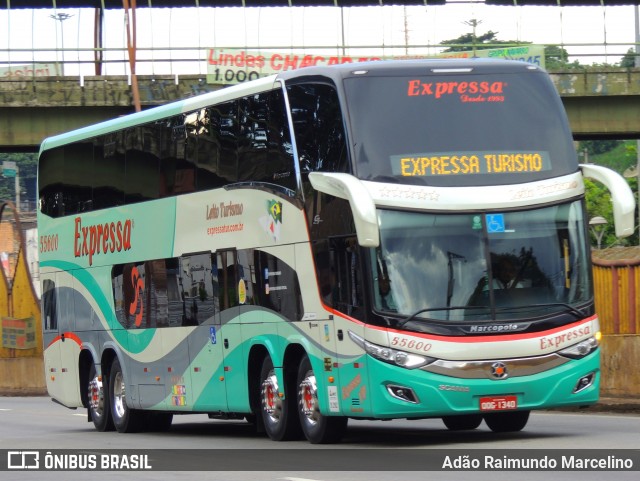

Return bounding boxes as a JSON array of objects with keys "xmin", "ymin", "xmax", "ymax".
[
  {"xmin": 261, "ymin": 370, "xmax": 283, "ymax": 425},
  {"xmin": 298, "ymin": 370, "xmax": 320, "ymax": 427},
  {"xmin": 113, "ymin": 371, "xmax": 126, "ymax": 419},
  {"xmin": 88, "ymin": 375, "xmax": 105, "ymax": 418}
]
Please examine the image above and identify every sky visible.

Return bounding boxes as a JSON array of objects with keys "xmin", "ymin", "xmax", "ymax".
[{"xmin": 1, "ymin": 3, "xmax": 639, "ymax": 76}]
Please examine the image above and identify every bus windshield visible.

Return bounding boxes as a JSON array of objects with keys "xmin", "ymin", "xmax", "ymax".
[
  {"xmin": 370, "ymin": 200, "xmax": 591, "ymax": 323},
  {"xmin": 344, "ymin": 68, "xmax": 578, "ymax": 187}
]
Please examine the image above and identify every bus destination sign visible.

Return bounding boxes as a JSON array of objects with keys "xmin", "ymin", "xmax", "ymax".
[{"xmin": 391, "ymin": 151, "xmax": 552, "ymax": 177}]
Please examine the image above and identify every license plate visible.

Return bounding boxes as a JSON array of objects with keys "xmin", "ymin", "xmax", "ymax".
[{"xmin": 479, "ymin": 395, "xmax": 518, "ymax": 412}]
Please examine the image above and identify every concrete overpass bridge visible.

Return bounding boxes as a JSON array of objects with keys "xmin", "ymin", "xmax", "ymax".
[{"xmin": 1, "ymin": 68, "xmax": 639, "ymax": 150}]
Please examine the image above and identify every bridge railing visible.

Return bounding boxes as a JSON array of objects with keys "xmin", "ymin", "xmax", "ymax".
[{"xmin": 1, "ymin": 42, "xmax": 638, "ymax": 78}]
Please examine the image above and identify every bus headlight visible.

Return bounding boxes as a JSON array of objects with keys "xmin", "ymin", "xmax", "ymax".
[
  {"xmin": 348, "ymin": 331, "xmax": 435, "ymax": 369},
  {"xmin": 559, "ymin": 336, "xmax": 599, "ymax": 359}
]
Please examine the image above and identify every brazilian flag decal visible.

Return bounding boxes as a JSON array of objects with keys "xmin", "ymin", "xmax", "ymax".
[{"xmin": 268, "ymin": 200, "xmax": 282, "ymax": 223}]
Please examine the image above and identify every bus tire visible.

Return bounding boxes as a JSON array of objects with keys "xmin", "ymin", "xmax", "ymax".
[
  {"xmin": 442, "ymin": 414, "xmax": 483, "ymax": 431},
  {"xmin": 297, "ymin": 354, "xmax": 347, "ymax": 444},
  {"xmin": 109, "ymin": 357, "xmax": 144, "ymax": 433},
  {"xmin": 87, "ymin": 363, "xmax": 114, "ymax": 432},
  {"xmin": 259, "ymin": 356, "xmax": 299, "ymax": 441},
  {"xmin": 484, "ymin": 410, "xmax": 530, "ymax": 433}
]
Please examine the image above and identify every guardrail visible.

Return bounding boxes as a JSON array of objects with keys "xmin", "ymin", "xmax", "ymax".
[{"xmin": 1, "ymin": 43, "xmax": 638, "ymax": 78}]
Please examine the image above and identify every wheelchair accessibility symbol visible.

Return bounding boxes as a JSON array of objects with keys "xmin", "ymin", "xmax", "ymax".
[
  {"xmin": 486, "ymin": 214, "xmax": 505, "ymax": 233},
  {"xmin": 210, "ymin": 326, "xmax": 217, "ymax": 345}
]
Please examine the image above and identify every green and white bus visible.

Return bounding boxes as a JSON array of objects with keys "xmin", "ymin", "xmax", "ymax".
[{"xmin": 38, "ymin": 59, "xmax": 635, "ymax": 443}]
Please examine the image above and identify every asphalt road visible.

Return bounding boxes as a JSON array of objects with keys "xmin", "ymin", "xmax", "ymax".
[{"xmin": 1, "ymin": 396, "xmax": 639, "ymax": 481}]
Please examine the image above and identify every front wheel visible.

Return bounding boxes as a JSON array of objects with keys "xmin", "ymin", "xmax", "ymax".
[
  {"xmin": 109, "ymin": 357, "xmax": 145, "ymax": 433},
  {"xmin": 297, "ymin": 355, "xmax": 347, "ymax": 444},
  {"xmin": 484, "ymin": 410, "xmax": 530, "ymax": 433}
]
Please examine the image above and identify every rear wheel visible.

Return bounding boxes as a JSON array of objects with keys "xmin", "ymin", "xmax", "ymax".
[
  {"xmin": 297, "ymin": 354, "xmax": 347, "ymax": 444},
  {"xmin": 484, "ymin": 410, "xmax": 530, "ymax": 433},
  {"xmin": 259, "ymin": 356, "xmax": 299, "ymax": 441},
  {"xmin": 109, "ymin": 357, "xmax": 145, "ymax": 433},
  {"xmin": 87, "ymin": 363, "xmax": 114, "ymax": 432},
  {"xmin": 442, "ymin": 414, "xmax": 483, "ymax": 431}
]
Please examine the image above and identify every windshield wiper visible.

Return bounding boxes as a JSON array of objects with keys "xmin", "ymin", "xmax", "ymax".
[
  {"xmin": 397, "ymin": 303, "xmax": 585, "ymax": 329},
  {"xmin": 525, "ymin": 302, "xmax": 585, "ymax": 319},
  {"xmin": 397, "ymin": 305, "xmax": 489, "ymax": 329}
]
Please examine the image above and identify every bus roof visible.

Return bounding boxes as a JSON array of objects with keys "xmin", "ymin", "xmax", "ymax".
[
  {"xmin": 275, "ymin": 57, "xmax": 543, "ymax": 84},
  {"xmin": 39, "ymin": 58, "xmax": 541, "ymax": 154},
  {"xmin": 39, "ymin": 74, "xmax": 279, "ymax": 153}
]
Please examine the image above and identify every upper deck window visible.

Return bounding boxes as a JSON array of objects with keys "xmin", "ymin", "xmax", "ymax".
[{"xmin": 344, "ymin": 69, "xmax": 578, "ymax": 187}]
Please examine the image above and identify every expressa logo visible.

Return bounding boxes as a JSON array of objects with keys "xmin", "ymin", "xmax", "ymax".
[
  {"xmin": 539, "ymin": 324, "xmax": 592, "ymax": 350},
  {"xmin": 407, "ymin": 79, "xmax": 506, "ymax": 99},
  {"xmin": 73, "ymin": 217, "xmax": 133, "ymax": 266},
  {"xmin": 129, "ymin": 265, "xmax": 145, "ymax": 327}
]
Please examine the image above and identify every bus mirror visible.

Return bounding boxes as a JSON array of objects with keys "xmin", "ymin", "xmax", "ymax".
[
  {"xmin": 580, "ymin": 163, "xmax": 636, "ymax": 238},
  {"xmin": 308, "ymin": 172, "xmax": 380, "ymax": 247}
]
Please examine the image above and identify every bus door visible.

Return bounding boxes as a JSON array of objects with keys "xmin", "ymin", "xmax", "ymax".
[
  {"xmin": 179, "ymin": 252, "xmax": 226, "ymax": 411},
  {"xmin": 214, "ymin": 249, "xmax": 247, "ymax": 412},
  {"xmin": 41, "ymin": 271, "xmax": 82, "ymax": 407},
  {"xmin": 329, "ymin": 235, "xmax": 372, "ymax": 416}
]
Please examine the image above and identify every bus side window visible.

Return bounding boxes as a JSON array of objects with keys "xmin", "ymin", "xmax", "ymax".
[
  {"xmin": 38, "ymin": 148, "xmax": 65, "ymax": 217},
  {"xmin": 178, "ymin": 253, "xmax": 215, "ymax": 326},
  {"xmin": 42, "ymin": 278, "xmax": 57, "ymax": 331},
  {"xmin": 210, "ymin": 101, "xmax": 239, "ymax": 185},
  {"xmin": 253, "ymin": 249, "xmax": 302, "ymax": 322},
  {"xmin": 239, "ymin": 90, "xmax": 296, "ymax": 193},
  {"xmin": 58, "ymin": 274, "xmax": 76, "ymax": 333},
  {"xmin": 330, "ymin": 236, "xmax": 363, "ymax": 321},
  {"xmin": 165, "ymin": 258, "xmax": 183, "ymax": 327},
  {"xmin": 63, "ymin": 142, "xmax": 94, "ymax": 215},
  {"xmin": 217, "ymin": 251, "xmax": 239, "ymax": 311},
  {"xmin": 93, "ymin": 133, "xmax": 126, "ymax": 210},
  {"xmin": 268, "ymin": 88, "xmax": 296, "ymax": 192},
  {"xmin": 286, "ymin": 82, "xmax": 349, "ymax": 175},
  {"xmin": 196, "ymin": 108, "xmax": 227, "ymax": 191},
  {"xmin": 236, "ymin": 249, "xmax": 256, "ymax": 307},
  {"xmin": 125, "ymin": 126, "xmax": 161, "ymax": 204}
]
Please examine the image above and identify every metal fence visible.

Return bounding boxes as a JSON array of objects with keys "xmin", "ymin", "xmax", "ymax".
[{"xmin": 593, "ymin": 249, "xmax": 640, "ymax": 335}]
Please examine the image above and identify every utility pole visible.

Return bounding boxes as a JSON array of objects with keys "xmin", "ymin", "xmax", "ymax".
[
  {"xmin": 2, "ymin": 161, "xmax": 19, "ymax": 212},
  {"xmin": 463, "ymin": 19, "xmax": 482, "ymax": 57},
  {"xmin": 50, "ymin": 12, "xmax": 74, "ymax": 76}
]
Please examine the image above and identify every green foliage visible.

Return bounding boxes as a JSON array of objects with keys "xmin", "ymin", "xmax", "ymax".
[
  {"xmin": 579, "ymin": 140, "xmax": 638, "ymax": 174},
  {"xmin": 0, "ymin": 152, "xmax": 38, "ymax": 209},
  {"xmin": 584, "ymin": 178, "xmax": 616, "ymax": 248},
  {"xmin": 440, "ymin": 21, "xmax": 632, "ymax": 70},
  {"xmin": 582, "ymin": 141, "xmax": 639, "ymax": 247},
  {"xmin": 620, "ymin": 48, "xmax": 638, "ymax": 68},
  {"xmin": 579, "ymin": 140, "xmax": 621, "ymax": 157},
  {"xmin": 440, "ymin": 27, "xmax": 526, "ymax": 53},
  {"xmin": 543, "ymin": 45, "xmax": 582, "ymax": 70}
]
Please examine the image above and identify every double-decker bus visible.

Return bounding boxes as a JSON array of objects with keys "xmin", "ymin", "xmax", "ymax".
[{"xmin": 38, "ymin": 59, "xmax": 635, "ymax": 443}]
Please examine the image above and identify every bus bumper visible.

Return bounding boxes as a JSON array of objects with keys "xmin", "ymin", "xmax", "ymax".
[{"xmin": 359, "ymin": 350, "xmax": 600, "ymax": 418}]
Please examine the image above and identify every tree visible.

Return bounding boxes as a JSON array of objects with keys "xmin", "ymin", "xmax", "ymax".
[
  {"xmin": 0, "ymin": 152, "xmax": 38, "ymax": 210},
  {"xmin": 543, "ymin": 45, "xmax": 581, "ymax": 70},
  {"xmin": 584, "ymin": 176, "xmax": 638, "ymax": 248},
  {"xmin": 620, "ymin": 48, "xmax": 638, "ymax": 68},
  {"xmin": 579, "ymin": 140, "xmax": 621, "ymax": 157},
  {"xmin": 439, "ymin": 21, "xmax": 579, "ymax": 69},
  {"xmin": 440, "ymin": 25, "xmax": 523, "ymax": 53}
]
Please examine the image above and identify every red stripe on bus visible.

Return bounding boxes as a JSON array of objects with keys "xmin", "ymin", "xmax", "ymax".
[
  {"xmin": 47, "ymin": 332, "xmax": 83, "ymax": 349},
  {"xmin": 375, "ymin": 315, "xmax": 597, "ymax": 343}
]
